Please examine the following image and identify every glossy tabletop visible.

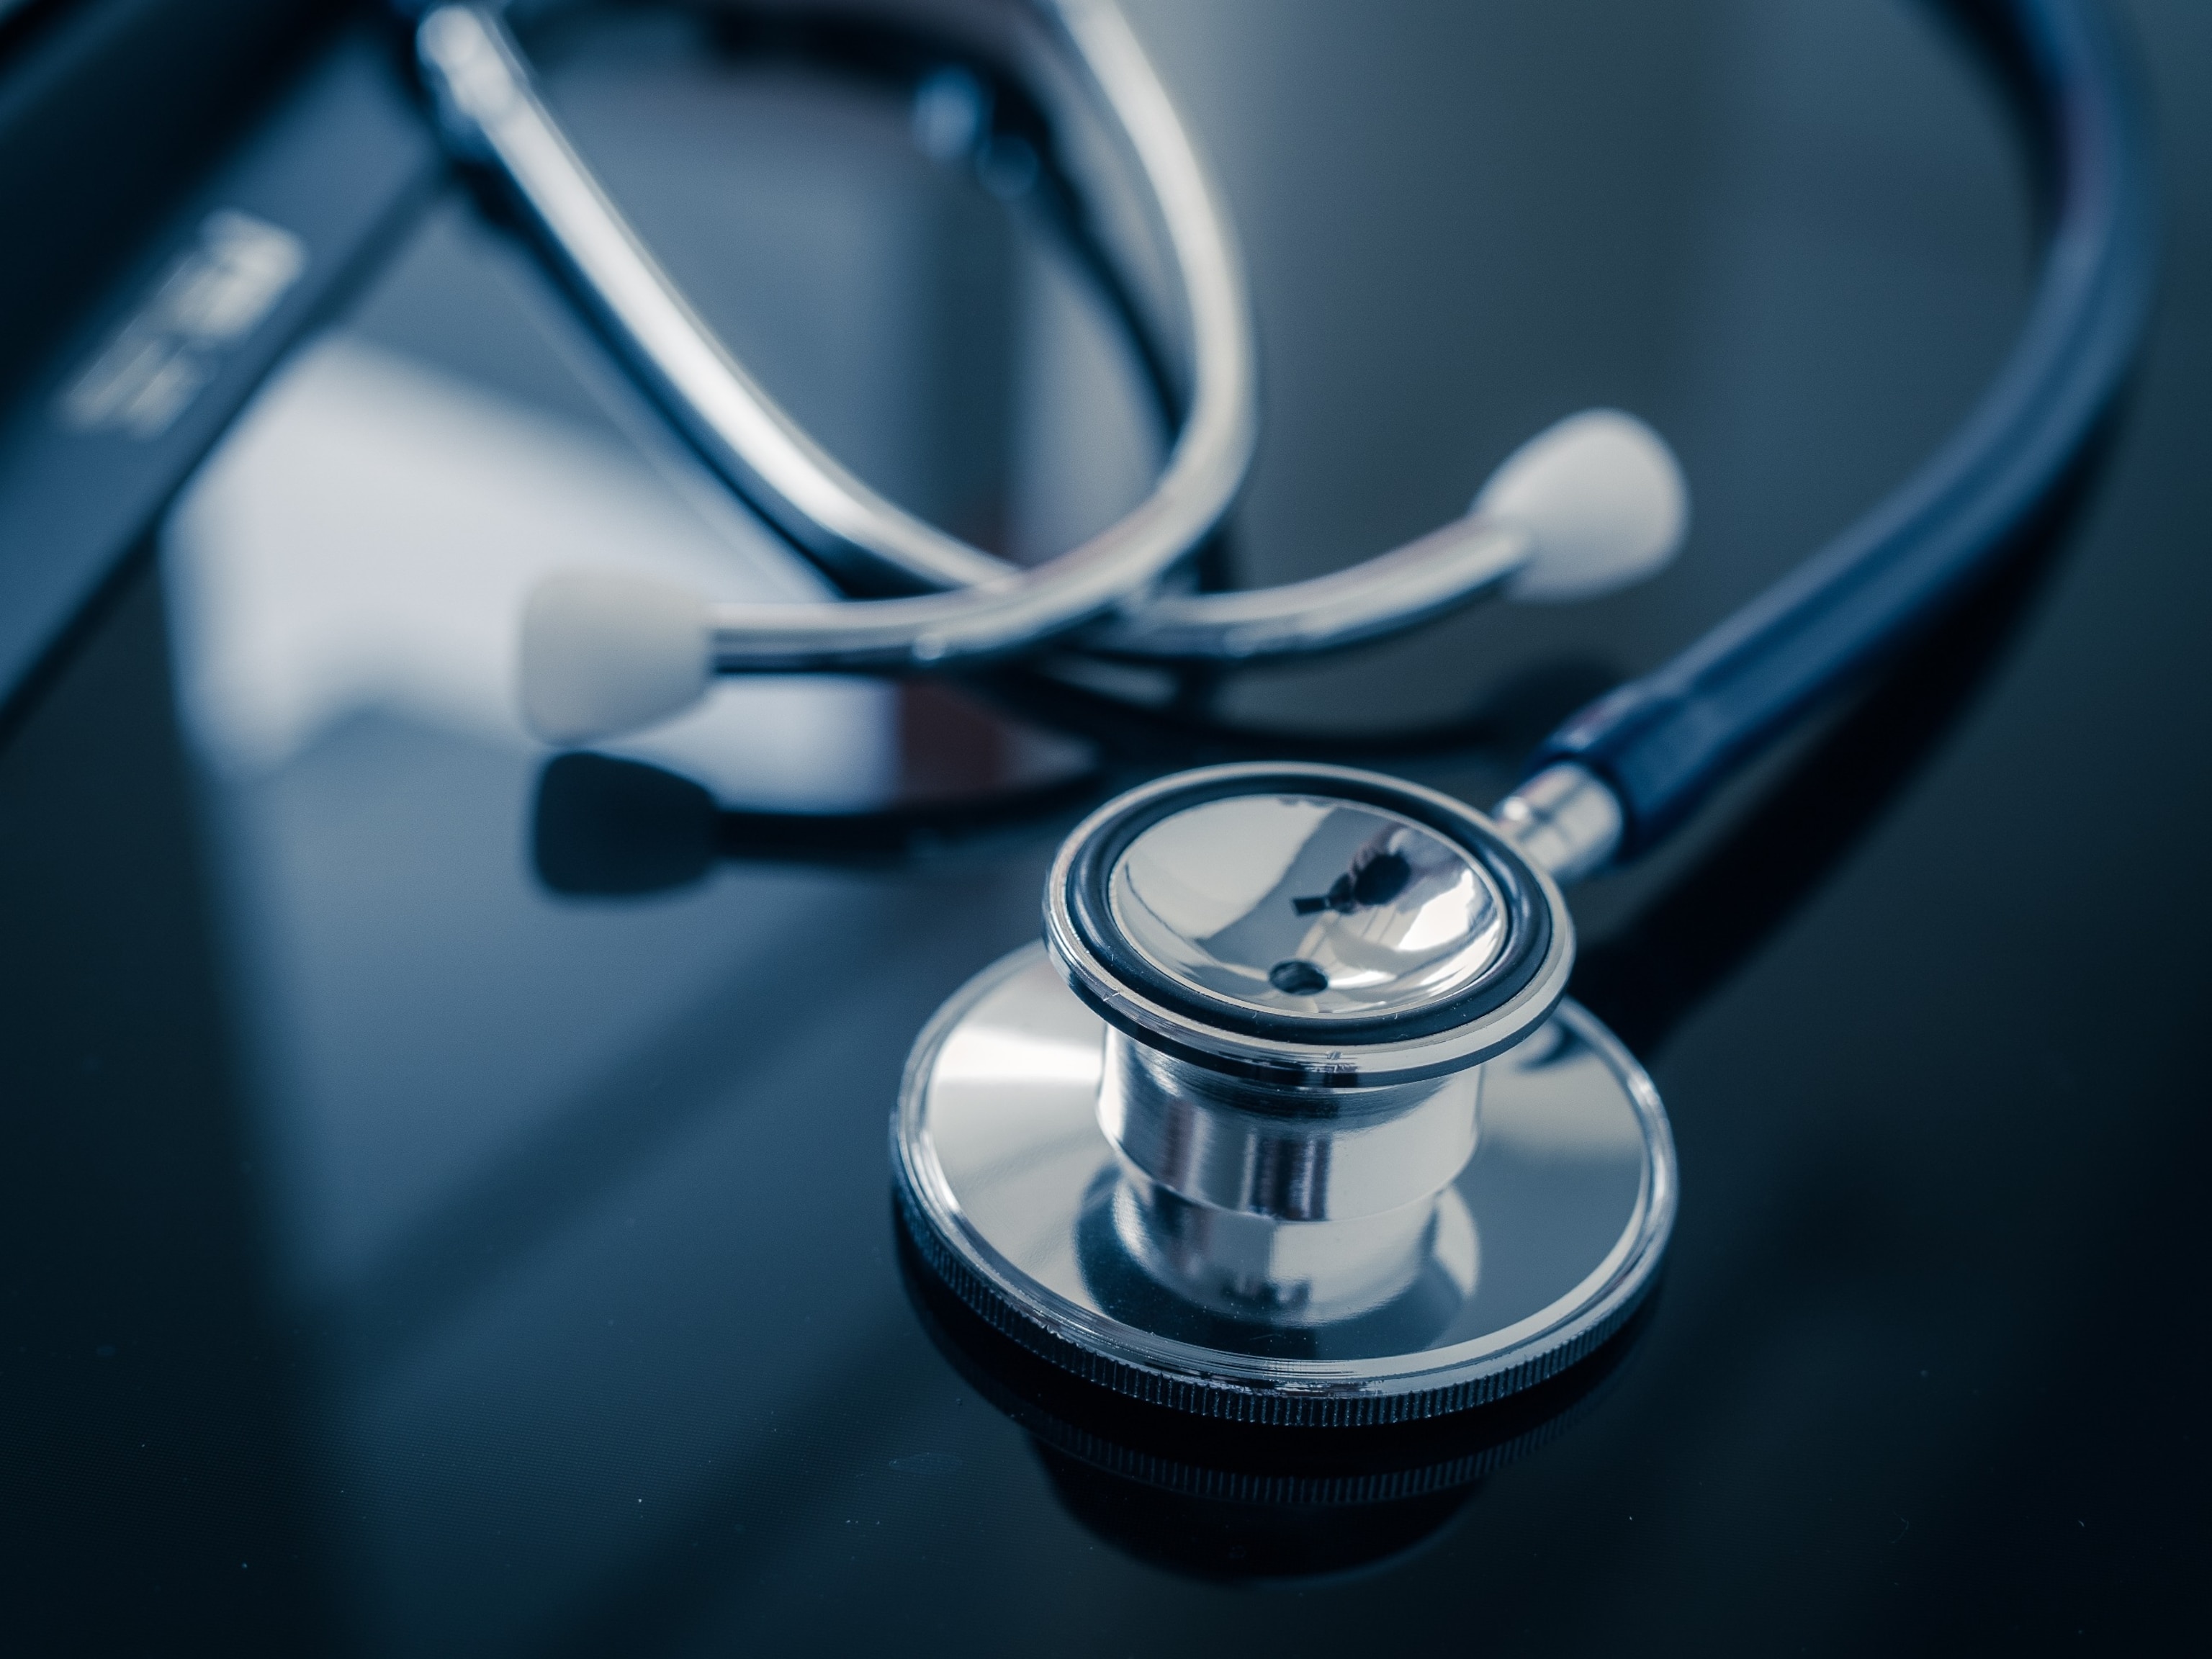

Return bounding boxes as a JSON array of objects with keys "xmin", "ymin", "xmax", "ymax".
[{"xmin": 1, "ymin": 1, "xmax": 2208, "ymax": 1653}]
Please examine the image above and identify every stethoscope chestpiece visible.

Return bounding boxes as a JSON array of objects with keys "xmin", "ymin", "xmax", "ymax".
[
  {"xmin": 895, "ymin": 763, "xmax": 1676, "ymax": 1426},
  {"xmin": 1047, "ymin": 764, "xmax": 1572, "ymax": 1088}
]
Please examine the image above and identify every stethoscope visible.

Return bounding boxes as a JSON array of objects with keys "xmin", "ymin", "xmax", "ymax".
[{"xmin": 398, "ymin": 0, "xmax": 2155, "ymax": 1423}]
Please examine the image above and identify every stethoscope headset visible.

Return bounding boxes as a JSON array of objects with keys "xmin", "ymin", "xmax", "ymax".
[{"xmin": 392, "ymin": 0, "xmax": 2157, "ymax": 1442}]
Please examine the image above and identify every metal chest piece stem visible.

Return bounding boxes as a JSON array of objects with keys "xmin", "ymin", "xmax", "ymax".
[{"xmin": 895, "ymin": 763, "xmax": 1675, "ymax": 1424}]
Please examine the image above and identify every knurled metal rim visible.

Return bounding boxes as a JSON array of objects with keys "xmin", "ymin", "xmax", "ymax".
[{"xmin": 898, "ymin": 1233, "xmax": 1645, "ymax": 1504}]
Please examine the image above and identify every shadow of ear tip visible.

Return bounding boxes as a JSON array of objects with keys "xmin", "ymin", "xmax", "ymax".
[{"xmin": 531, "ymin": 752, "xmax": 717, "ymax": 896}]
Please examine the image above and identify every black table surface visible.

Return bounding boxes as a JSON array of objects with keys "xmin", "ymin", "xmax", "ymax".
[{"xmin": 3, "ymin": 2, "xmax": 2208, "ymax": 1653}]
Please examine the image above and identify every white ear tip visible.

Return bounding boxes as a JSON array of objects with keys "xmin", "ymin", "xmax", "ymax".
[
  {"xmin": 1473, "ymin": 408, "xmax": 1689, "ymax": 603},
  {"xmin": 519, "ymin": 570, "xmax": 714, "ymax": 745}
]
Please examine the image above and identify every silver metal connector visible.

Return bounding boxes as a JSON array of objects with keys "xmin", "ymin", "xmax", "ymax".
[{"xmin": 1493, "ymin": 762, "xmax": 1623, "ymax": 886}]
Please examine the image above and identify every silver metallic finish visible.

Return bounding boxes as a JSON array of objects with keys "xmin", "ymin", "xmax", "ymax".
[
  {"xmin": 1048, "ymin": 764, "xmax": 1573, "ymax": 1087},
  {"xmin": 1493, "ymin": 762, "xmax": 1624, "ymax": 884},
  {"xmin": 1106, "ymin": 793, "xmax": 1509, "ymax": 1020},
  {"xmin": 1106, "ymin": 1161, "xmax": 1478, "ymax": 1330},
  {"xmin": 894, "ymin": 946, "xmax": 1676, "ymax": 1423},
  {"xmin": 419, "ymin": 3, "xmax": 1541, "ymax": 672},
  {"xmin": 1099, "ymin": 1030, "xmax": 1482, "ymax": 1221},
  {"xmin": 1071, "ymin": 515, "xmax": 1536, "ymax": 664},
  {"xmin": 417, "ymin": 0, "xmax": 1250, "ymax": 669}
]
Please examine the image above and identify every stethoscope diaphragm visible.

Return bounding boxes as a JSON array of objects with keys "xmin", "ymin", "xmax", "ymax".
[{"xmin": 893, "ymin": 763, "xmax": 1675, "ymax": 1424}]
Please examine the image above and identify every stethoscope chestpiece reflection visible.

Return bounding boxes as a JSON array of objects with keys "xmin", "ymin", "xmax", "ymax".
[
  {"xmin": 896, "ymin": 1166, "xmax": 1660, "ymax": 1583},
  {"xmin": 893, "ymin": 762, "xmax": 1676, "ymax": 1428}
]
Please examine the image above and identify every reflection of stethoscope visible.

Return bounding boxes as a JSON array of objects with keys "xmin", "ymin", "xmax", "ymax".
[{"xmin": 404, "ymin": 1, "xmax": 2153, "ymax": 1419}]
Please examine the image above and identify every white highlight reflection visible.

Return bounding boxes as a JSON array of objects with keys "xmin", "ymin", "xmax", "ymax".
[
  {"xmin": 165, "ymin": 334, "xmax": 896, "ymax": 806},
  {"xmin": 934, "ymin": 1027, "xmax": 1106, "ymax": 1089}
]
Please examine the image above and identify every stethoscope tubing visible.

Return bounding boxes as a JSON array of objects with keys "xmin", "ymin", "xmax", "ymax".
[{"xmin": 1532, "ymin": 0, "xmax": 2158, "ymax": 858}]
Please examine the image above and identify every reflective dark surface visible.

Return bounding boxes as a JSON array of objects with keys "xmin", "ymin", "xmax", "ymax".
[{"xmin": 3, "ymin": 1, "xmax": 2210, "ymax": 1653}]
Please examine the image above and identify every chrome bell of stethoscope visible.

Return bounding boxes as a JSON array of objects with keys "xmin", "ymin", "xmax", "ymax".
[{"xmin": 894, "ymin": 760, "xmax": 1673, "ymax": 1425}]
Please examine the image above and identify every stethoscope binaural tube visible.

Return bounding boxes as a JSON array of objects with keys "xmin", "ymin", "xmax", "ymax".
[
  {"xmin": 409, "ymin": 0, "xmax": 1694, "ymax": 733},
  {"xmin": 415, "ymin": 0, "xmax": 1254, "ymax": 666}
]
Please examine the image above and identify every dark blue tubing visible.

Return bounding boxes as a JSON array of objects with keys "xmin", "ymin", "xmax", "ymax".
[{"xmin": 1533, "ymin": 0, "xmax": 2159, "ymax": 860}]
